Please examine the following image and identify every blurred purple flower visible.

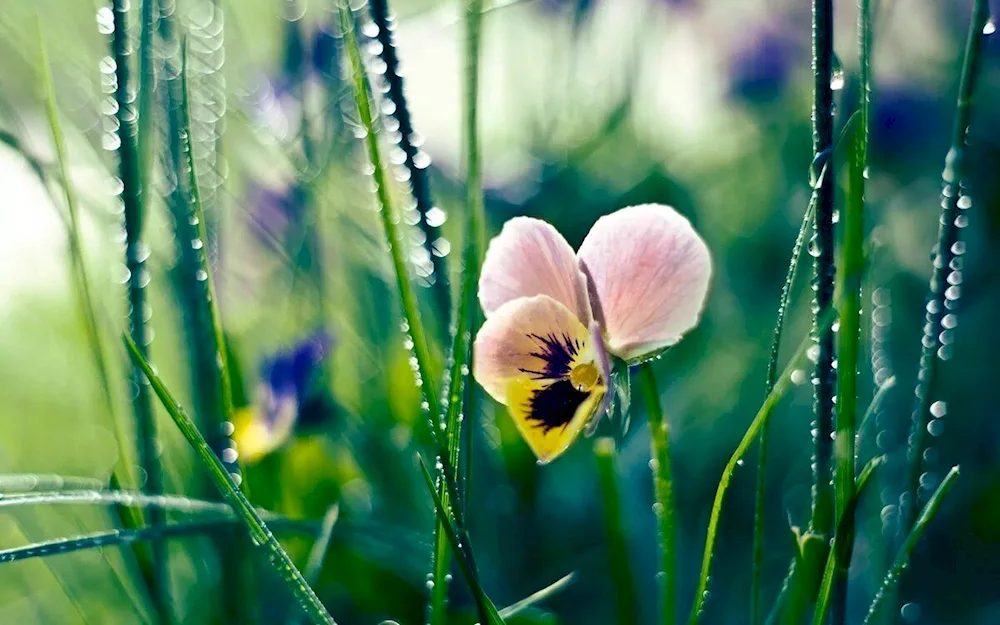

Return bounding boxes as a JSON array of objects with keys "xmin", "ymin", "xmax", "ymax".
[
  {"xmin": 234, "ymin": 329, "xmax": 335, "ymax": 462},
  {"xmin": 728, "ymin": 29, "xmax": 799, "ymax": 103},
  {"xmin": 871, "ymin": 85, "xmax": 949, "ymax": 169},
  {"xmin": 244, "ymin": 179, "xmax": 307, "ymax": 244}
]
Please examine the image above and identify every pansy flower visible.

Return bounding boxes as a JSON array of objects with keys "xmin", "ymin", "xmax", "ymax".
[
  {"xmin": 473, "ymin": 204, "xmax": 711, "ymax": 463},
  {"xmin": 233, "ymin": 330, "xmax": 334, "ymax": 463}
]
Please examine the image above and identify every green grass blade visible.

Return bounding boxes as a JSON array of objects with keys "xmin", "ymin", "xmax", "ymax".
[
  {"xmin": 417, "ymin": 457, "xmax": 504, "ymax": 625},
  {"xmin": 751, "ymin": 166, "xmax": 818, "ymax": 625},
  {"xmin": 594, "ymin": 438, "xmax": 639, "ymax": 624},
  {"xmin": 830, "ymin": 0, "xmax": 872, "ymax": 619},
  {"xmin": 109, "ymin": 0, "xmax": 169, "ymax": 616},
  {"xmin": 687, "ymin": 306, "xmax": 838, "ymax": 625},
  {"xmin": 178, "ymin": 40, "xmax": 236, "ymax": 472},
  {"xmin": 902, "ymin": 0, "xmax": 989, "ymax": 534},
  {"xmin": 863, "ymin": 466, "xmax": 960, "ymax": 625},
  {"xmin": 0, "ymin": 518, "xmax": 318, "ymax": 565},
  {"xmin": 640, "ymin": 364, "xmax": 675, "ymax": 625},
  {"xmin": 497, "ymin": 573, "xmax": 575, "ymax": 620},
  {"xmin": 337, "ymin": 0, "xmax": 439, "ymax": 432},
  {"xmin": 367, "ymin": 0, "xmax": 451, "ymax": 320},
  {"xmin": 286, "ymin": 504, "xmax": 341, "ymax": 625},
  {"xmin": 123, "ymin": 335, "xmax": 337, "ymax": 625},
  {"xmin": 812, "ymin": 455, "xmax": 884, "ymax": 625},
  {"xmin": 37, "ymin": 23, "xmax": 134, "ymax": 491}
]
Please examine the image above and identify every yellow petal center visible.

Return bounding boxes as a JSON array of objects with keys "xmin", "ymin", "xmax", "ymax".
[{"xmin": 569, "ymin": 362, "xmax": 600, "ymax": 392}]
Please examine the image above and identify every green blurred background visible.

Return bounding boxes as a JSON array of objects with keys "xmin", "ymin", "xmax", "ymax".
[{"xmin": 1, "ymin": 0, "xmax": 1000, "ymax": 623}]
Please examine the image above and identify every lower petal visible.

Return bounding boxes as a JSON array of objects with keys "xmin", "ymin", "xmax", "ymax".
[
  {"xmin": 506, "ymin": 375, "xmax": 605, "ymax": 464},
  {"xmin": 473, "ymin": 294, "xmax": 595, "ymax": 405}
]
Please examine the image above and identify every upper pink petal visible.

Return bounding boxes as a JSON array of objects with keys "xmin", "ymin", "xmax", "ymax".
[
  {"xmin": 478, "ymin": 217, "xmax": 591, "ymax": 324},
  {"xmin": 577, "ymin": 204, "xmax": 712, "ymax": 361}
]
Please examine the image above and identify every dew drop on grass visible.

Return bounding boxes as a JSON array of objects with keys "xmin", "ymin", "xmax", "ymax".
[
  {"xmin": 929, "ymin": 401, "xmax": 947, "ymax": 418},
  {"xmin": 830, "ymin": 67, "xmax": 845, "ymax": 91},
  {"xmin": 927, "ymin": 419, "xmax": 945, "ymax": 437},
  {"xmin": 901, "ymin": 602, "xmax": 921, "ymax": 622},
  {"xmin": 984, "ymin": 20, "xmax": 996, "ymax": 35}
]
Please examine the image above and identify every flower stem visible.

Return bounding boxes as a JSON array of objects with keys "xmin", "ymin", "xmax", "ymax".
[{"xmin": 640, "ymin": 364, "xmax": 675, "ymax": 625}]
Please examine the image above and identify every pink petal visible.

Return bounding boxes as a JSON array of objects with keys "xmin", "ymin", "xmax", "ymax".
[
  {"xmin": 578, "ymin": 204, "xmax": 712, "ymax": 361},
  {"xmin": 478, "ymin": 217, "xmax": 591, "ymax": 324},
  {"xmin": 473, "ymin": 294, "xmax": 593, "ymax": 404}
]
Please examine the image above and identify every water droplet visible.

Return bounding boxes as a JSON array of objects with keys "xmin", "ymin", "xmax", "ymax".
[
  {"xmin": 808, "ymin": 236, "xmax": 821, "ymax": 258},
  {"xmin": 900, "ymin": 602, "xmax": 921, "ymax": 623},
  {"xmin": 951, "ymin": 241, "xmax": 966, "ymax": 256},
  {"xmin": 830, "ymin": 67, "xmax": 845, "ymax": 91},
  {"xmin": 930, "ymin": 401, "xmax": 947, "ymax": 418},
  {"xmin": 984, "ymin": 20, "xmax": 997, "ymax": 35},
  {"xmin": 736, "ymin": 458, "xmax": 745, "ymax": 467},
  {"xmin": 955, "ymin": 215, "xmax": 969, "ymax": 228},
  {"xmin": 957, "ymin": 195, "xmax": 972, "ymax": 210},
  {"xmin": 195, "ymin": 269, "xmax": 208, "ymax": 282},
  {"xmin": 425, "ymin": 206, "xmax": 447, "ymax": 228},
  {"xmin": 791, "ymin": 369, "xmax": 806, "ymax": 385},
  {"xmin": 927, "ymin": 420, "xmax": 945, "ymax": 437}
]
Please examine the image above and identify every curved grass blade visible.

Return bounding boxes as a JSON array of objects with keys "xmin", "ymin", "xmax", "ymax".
[
  {"xmin": 687, "ymin": 306, "xmax": 839, "ymax": 625},
  {"xmin": 863, "ymin": 466, "xmax": 960, "ymax": 625},
  {"xmin": 594, "ymin": 439, "xmax": 639, "ymax": 624},
  {"xmin": 337, "ymin": 0, "xmax": 439, "ymax": 431},
  {"xmin": 0, "ymin": 518, "xmax": 319, "ymax": 565},
  {"xmin": 178, "ymin": 40, "xmax": 237, "ymax": 476},
  {"xmin": 367, "ymin": 0, "xmax": 451, "ymax": 319},
  {"xmin": 417, "ymin": 457, "xmax": 504, "ymax": 625},
  {"xmin": 750, "ymin": 169, "xmax": 817, "ymax": 625},
  {"xmin": 37, "ymin": 21, "xmax": 136, "ymax": 496},
  {"xmin": 123, "ymin": 335, "xmax": 337, "ymax": 625},
  {"xmin": 902, "ymin": 0, "xmax": 989, "ymax": 534},
  {"xmin": 640, "ymin": 364, "xmax": 675, "ymax": 625},
  {"xmin": 498, "ymin": 573, "xmax": 575, "ymax": 620},
  {"xmin": 812, "ymin": 455, "xmax": 884, "ymax": 625}
]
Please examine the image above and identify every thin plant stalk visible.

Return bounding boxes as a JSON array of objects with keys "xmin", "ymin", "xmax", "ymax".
[
  {"xmin": 417, "ymin": 458, "xmax": 504, "ymax": 625},
  {"xmin": 902, "ymin": 0, "xmax": 989, "ymax": 534},
  {"xmin": 809, "ymin": 0, "xmax": 837, "ymax": 546},
  {"xmin": 287, "ymin": 504, "xmax": 341, "ymax": 625},
  {"xmin": 864, "ymin": 466, "xmax": 960, "ymax": 625},
  {"xmin": 123, "ymin": 335, "xmax": 337, "ymax": 625},
  {"xmin": 594, "ymin": 438, "xmax": 639, "ymax": 624},
  {"xmin": 498, "ymin": 573, "xmax": 575, "ymax": 620},
  {"xmin": 640, "ymin": 364, "xmax": 675, "ymax": 625},
  {"xmin": 0, "ymin": 518, "xmax": 318, "ymax": 565},
  {"xmin": 367, "ymin": 0, "xmax": 451, "ymax": 320},
  {"xmin": 428, "ymin": 0, "xmax": 486, "ymax": 619},
  {"xmin": 750, "ymin": 171, "xmax": 818, "ymax": 625},
  {"xmin": 812, "ymin": 455, "xmax": 884, "ymax": 625},
  {"xmin": 830, "ymin": 0, "xmax": 871, "ymax": 619},
  {"xmin": 687, "ymin": 307, "xmax": 839, "ymax": 624},
  {"xmin": 110, "ymin": 0, "xmax": 169, "ymax": 617}
]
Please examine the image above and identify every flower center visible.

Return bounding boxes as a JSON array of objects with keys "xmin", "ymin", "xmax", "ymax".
[{"xmin": 569, "ymin": 362, "xmax": 599, "ymax": 392}]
